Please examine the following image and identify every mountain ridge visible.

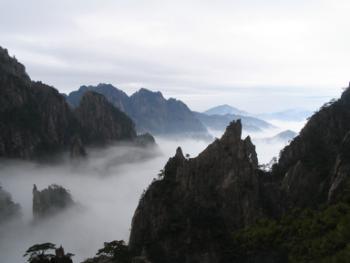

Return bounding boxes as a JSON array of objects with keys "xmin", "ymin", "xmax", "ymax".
[
  {"xmin": 204, "ymin": 104, "xmax": 249, "ymax": 116},
  {"xmin": 66, "ymin": 83, "xmax": 209, "ymax": 136}
]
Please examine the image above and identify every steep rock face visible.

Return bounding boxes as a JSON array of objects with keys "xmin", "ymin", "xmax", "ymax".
[
  {"xmin": 75, "ymin": 91, "xmax": 136, "ymax": 145},
  {"xmin": 0, "ymin": 185, "xmax": 20, "ymax": 223},
  {"xmin": 33, "ymin": 184, "xmax": 74, "ymax": 218},
  {"xmin": 129, "ymin": 120, "xmax": 264, "ymax": 263},
  {"xmin": 0, "ymin": 47, "xmax": 79, "ymax": 158},
  {"xmin": 328, "ymin": 131, "xmax": 350, "ymax": 203},
  {"xmin": 67, "ymin": 84, "xmax": 208, "ymax": 136},
  {"xmin": 273, "ymin": 85, "xmax": 350, "ymax": 208}
]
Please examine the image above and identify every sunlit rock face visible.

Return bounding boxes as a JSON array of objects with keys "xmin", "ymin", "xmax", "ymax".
[
  {"xmin": 0, "ymin": 185, "xmax": 20, "ymax": 223},
  {"xmin": 129, "ymin": 120, "xmax": 264, "ymax": 263},
  {"xmin": 32, "ymin": 184, "xmax": 74, "ymax": 219}
]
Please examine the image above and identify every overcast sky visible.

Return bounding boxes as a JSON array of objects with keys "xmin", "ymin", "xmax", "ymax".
[{"xmin": 1, "ymin": 0, "xmax": 349, "ymax": 112}]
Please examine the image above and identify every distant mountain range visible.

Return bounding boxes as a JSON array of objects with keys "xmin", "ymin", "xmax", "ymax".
[
  {"xmin": 67, "ymin": 86, "xmax": 278, "ymax": 135},
  {"xmin": 271, "ymin": 130, "xmax": 297, "ymax": 141},
  {"xmin": 204, "ymin": 104, "xmax": 312, "ymax": 123},
  {"xmin": 259, "ymin": 130, "xmax": 297, "ymax": 144},
  {"xmin": 194, "ymin": 112, "xmax": 274, "ymax": 132},
  {"xmin": 204, "ymin": 104, "xmax": 249, "ymax": 116},
  {"xmin": 66, "ymin": 84, "xmax": 209, "ymax": 137},
  {"xmin": 257, "ymin": 109, "xmax": 313, "ymax": 121}
]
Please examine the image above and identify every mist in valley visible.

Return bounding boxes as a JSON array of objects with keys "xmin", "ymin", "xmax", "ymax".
[
  {"xmin": 0, "ymin": 121, "xmax": 304, "ymax": 263},
  {"xmin": 0, "ymin": 138, "xmax": 209, "ymax": 263}
]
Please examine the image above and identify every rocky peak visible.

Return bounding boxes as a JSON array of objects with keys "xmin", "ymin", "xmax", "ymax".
[
  {"xmin": 175, "ymin": 147, "xmax": 184, "ymax": 159},
  {"xmin": 0, "ymin": 47, "xmax": 30, "ymax": 82},
  {"xmin": 133, "ymin": 88, "xmax": 164, "ymax": 99},
  {"xmin": 129, "ymin": 120, "xmax": 263, "ymax": 262},
  {"xmin": 220, "ymin": 120, "xmax": 242, "ymax": 143}
]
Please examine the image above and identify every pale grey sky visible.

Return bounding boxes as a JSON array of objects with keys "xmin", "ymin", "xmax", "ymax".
[{"xmin": 1, "ymin": 0, "xmax": 349, "ymax": 112}]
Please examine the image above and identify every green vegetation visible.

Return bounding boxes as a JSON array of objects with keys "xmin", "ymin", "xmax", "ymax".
[
  {"xmin": 23, "ymin": 243, "xmax": 56, "ymax": 262},
  {"xmin": 97, "ymin": 240, "xmax": 131, "ymax": 261},
  {"xmin": 231, "ymin": 202, "xmax": 350, "ymax": 263},
  {"xmin": 83, "ymin": 240, "xmax": 131, "ymax": 263}
]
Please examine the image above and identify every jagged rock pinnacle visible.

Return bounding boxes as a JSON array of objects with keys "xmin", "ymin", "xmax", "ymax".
[
  {"xmin": 175, "ymin": 147, "xmax": 184, "ymax": 159},
  {"xmin": 221, "ymin": 120, "xmax": 242, "ymax": 143}
]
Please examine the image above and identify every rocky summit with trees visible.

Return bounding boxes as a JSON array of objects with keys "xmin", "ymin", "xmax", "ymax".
[{"xmin": 23, "ymin": 243, "xmax": 73, "ymax": 263}]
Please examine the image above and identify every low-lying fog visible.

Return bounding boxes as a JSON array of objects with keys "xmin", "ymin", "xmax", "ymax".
[
  {"xmin": 0, "ymin": 120, "xmax": 305, "ymax": 263},
  {"xmin": 0, "ymin": 139, "xmax": 209, "ymax": 263}
]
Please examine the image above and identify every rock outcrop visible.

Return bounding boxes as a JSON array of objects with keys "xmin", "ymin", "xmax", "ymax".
[
  {"xmin": 66, "ymin": 84, "xmax": 208, "ymax": 137},
  {"xmin": 33, "ymin": 184, "xmax": 74, "ymax": 218},
  {"xmin": 134, "ymin": 133, "xmax": 156, "ymax": 147},
  {"xmin": 0, "ymin": 185, "xmax": 20, "ymax": 223},
  {"xmin": 129, "ymin": 120, "xmax": 264, "ymax": 262}
]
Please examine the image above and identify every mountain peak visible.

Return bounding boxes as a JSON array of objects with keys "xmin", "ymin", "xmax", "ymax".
[
  {"xmin": 221, "ymin": 120, "xmax": 242, "ymax": 142},
  {"xmin": 0, "ymin": 46, "xmax": 30, "ymax": 82},
  {"xmin": 204, "ymin": 104, "xmax": 249, "ymax": 116},
  {"xmin": 134, "ymin": 88, "xmax": 164, "ymax": 98},
  {"xmin": 175, "ymin": 146, "xmax": 184, "ymax": 159}
]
